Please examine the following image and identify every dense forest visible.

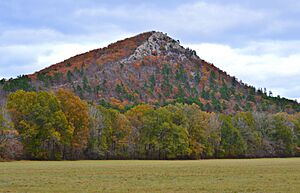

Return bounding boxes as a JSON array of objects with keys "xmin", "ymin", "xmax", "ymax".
[{"xmin": 1, "ymin": 89, "xmax": 299, "ymax": 160}]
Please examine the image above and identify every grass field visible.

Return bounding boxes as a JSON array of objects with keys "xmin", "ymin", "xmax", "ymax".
[{"xmin": 0, "ymin": 158, "xmax": 299, "ymax": 193}]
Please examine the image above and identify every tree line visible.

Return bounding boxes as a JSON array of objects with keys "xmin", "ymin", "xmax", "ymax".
[{"xmin": 1, "ymin": 89, "xmax": 299, "ymax": 160}]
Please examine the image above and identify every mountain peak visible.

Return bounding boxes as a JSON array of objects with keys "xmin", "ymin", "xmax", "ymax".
[
  {"xmin": 2, "ymin": 31, "xmax": 299, "ymax": 114},
  {"xmin": 31, "ymin": 31, "xmax": 199, "ymax": 78},
  {"xmin": 30, "ymin": 31, "xmax": 157, "ymax": 78},
  {"xmin": 130, "ymin": 32, "xmax": 182, "ymax": 59}
]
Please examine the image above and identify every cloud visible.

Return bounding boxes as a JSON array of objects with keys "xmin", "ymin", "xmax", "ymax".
[
  {"xmin": 0, "ymin": 29, "xmax": 65, "ymax": 45},
  {"xmin": 0, "ymin": 28, "xmax": 133, "ymax": 78},
  {"xmin": 0, "ymin": 42, "xmax": 103, "ymax": 78},
  {"xmin": 186, "ymin": 41, "xmax": 300, "ymax": 100},
  {"xmin": 174, "ymin": 2, "xmax": 265, "ymax": 34},
  {"xmin": 75, "ymin": 1, "xmax": 266, "ymax": 39},
  {"xmin": 70, "ymin": 1, "xmax": 300, "ymax": 44}
]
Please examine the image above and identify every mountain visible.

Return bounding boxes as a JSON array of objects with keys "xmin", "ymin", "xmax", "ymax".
[{"xmin": 1, "ymin": 31, "xmax": 299, "ymax": 113}]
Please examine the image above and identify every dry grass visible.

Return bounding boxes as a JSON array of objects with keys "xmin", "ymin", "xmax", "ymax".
[{"xmin": 0, "ymin": 158, "xmax": 299, "ymax": 193}]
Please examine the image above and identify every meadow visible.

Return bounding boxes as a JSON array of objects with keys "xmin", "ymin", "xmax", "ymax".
[{"xmin": 0, "ymin": 158, "xmax": 299, "ymax": 193}]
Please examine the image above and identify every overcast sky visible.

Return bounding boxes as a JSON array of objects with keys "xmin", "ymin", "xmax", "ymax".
[{"xmin": 0, "ymin": 0, "xmax": 299, "ymax": 101}]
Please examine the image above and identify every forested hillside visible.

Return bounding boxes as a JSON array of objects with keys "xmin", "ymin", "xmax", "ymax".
[{"xmin": 0, "ymin": 31, "xmax": 299, "ymax": 114}]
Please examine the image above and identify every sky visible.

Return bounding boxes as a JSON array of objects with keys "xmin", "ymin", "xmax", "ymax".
[{"xmin": 0, "ymin": 0, "xmax": 299, "ymax": 101}]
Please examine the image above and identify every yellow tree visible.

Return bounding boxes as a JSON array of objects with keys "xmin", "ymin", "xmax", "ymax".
[
  {"xmin": 56, "ymin": 89, "xmax": 89, "ymax": 159},
  {"xmin": 125, "ymin": 104, "xmax": 154, "ymax": 158},
  {"xmin": 7, "ymin": 90, "xmax": 72, "ymax": 160},
  {"xmin": 166, "ymin": 103, "xmax": 212, "ymax": 159}
]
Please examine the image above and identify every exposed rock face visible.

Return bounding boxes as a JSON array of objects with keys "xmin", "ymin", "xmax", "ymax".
[
  {"xmin": 1, "ymin": 31, "xmax": 299, "ymax": 113},
  {"xmin": 129, "ymin": 32, "xmax": 185, "ymax": 60}
]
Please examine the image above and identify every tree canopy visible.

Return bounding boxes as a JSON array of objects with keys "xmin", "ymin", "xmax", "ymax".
[{"xmin": 2, "ymin": 89, "xmax": 300, "ymax": 160}]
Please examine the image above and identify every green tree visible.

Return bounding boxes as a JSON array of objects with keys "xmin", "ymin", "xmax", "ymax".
[
  {"xmin": 168, "ymin": 104, "xmax": 209, "ymax": 159},
  {"xmin": 271, "ymin": 113, "xmax": 295, "ymax": 156},
  {"xmin": 149, "ymin": 74, "xmax": 156, "ymax": 92},
  {"xmin": 3, "ymin": 75, "xmax": 34, "ymax": 92},
  {"xmin": 67, "ymin": 70, "xmax": 73, "ymax": 82},
  {"xmin": 7, "ymin": 90, "xmax": 72, "ymax": 160},
  {"xmin": 220, "ymin": 83, "xmax": 230, "ymax": 100},
  {"xmin": 233, "ymin": 112, "xmax": 262, "ymax": 157},
  {"xmin": 140, "ymin": 107, "xmax": 190, "ymax": 159},
  {"xmin": 219, "ymin": 114, "xmax": 246, "ymax": 158},
  {"xmin": 125, "ymin": 104, "xmax": 154, "ymax": 158},
  {"xmin": 82, "ymin": 76, "xmax": 91, "ymax": 93}
]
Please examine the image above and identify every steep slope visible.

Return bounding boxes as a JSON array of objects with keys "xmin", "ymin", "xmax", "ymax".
[{"xmin": 1, "ymin": 31, "xmax": 299, "ymax": 113}]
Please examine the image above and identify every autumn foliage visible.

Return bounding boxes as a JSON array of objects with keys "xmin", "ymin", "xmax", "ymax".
[
  {"xmin": 1, "ymin": 89, "xmax": 300, "ymax": 160},
  {"xmin": 0, "ymin": 32, "xmax": 300, "ymax": 160},
  {"xmin": 5, "ymin": 89, "xmax": 89, "ymax": 160},
  {"xmin": 2, "ymin": 31, "xmax": 298, "ymax": 115}
]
